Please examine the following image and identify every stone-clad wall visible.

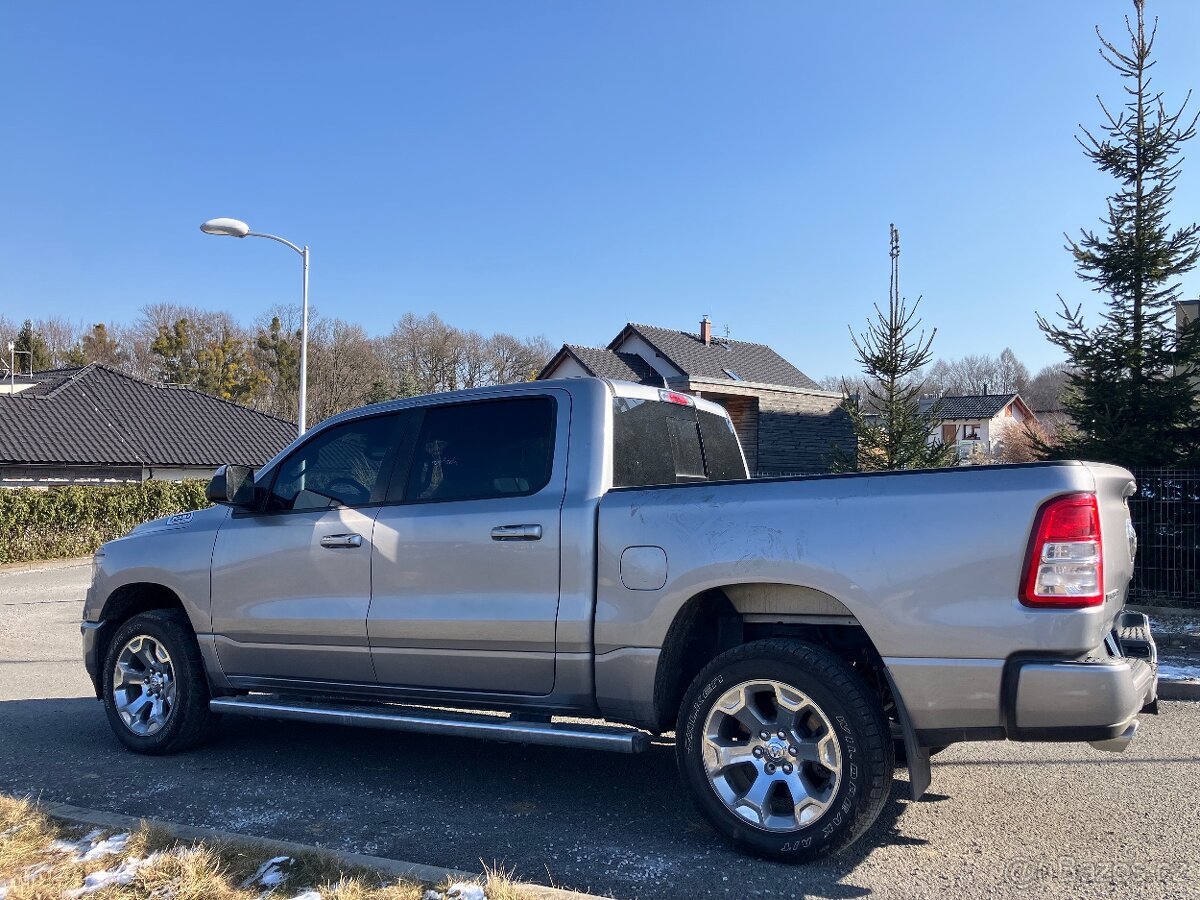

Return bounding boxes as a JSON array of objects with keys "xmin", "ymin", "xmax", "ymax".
[
  {"xmin": 696, "ymin": 383, "xmax": 854, "ymax": 475},
  {"xmin": 758, "ymin": 392, "xmax": 855, "ymax": 474},
  {"xmin": 716, "ymin": 394, "xmax": 759, "ymax": 473}
]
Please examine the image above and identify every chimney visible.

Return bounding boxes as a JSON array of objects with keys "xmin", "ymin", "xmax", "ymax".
[
  {"xmin": 700, "ymin": 315, "xmax": 712, "ymax": 346},
  {"xmin": 983, "ymin": 383, "xmax": 989, "ymax": 396}
]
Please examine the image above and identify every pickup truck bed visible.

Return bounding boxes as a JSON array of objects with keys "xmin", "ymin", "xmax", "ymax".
[{"xmin": 592, "ymin": 460, "xmax": 1152, "ymax": 747}]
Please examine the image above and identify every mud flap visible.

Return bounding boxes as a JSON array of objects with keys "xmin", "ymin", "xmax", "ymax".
[{"xmin": 883, "ymin": 669, "xmax": 931, "ymax": 799}]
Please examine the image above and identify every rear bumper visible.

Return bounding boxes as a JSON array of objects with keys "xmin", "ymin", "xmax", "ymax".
[
  {"xmin": 890, "ymin": 612, "xmax": 1159, "ymax": 748},
  {"xmin": 1005, "ymin": 653, "xmax": 1156, "ymax": 742},
  {"xmin": 1006, "ymin": 612, "xmax": 1158, "ymax": 745}
]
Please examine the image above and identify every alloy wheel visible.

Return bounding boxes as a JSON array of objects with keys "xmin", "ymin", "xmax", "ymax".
[
  {"xmin": 112, "ymin": 634, "xmax": 177, "ymax": 737},
  {"xmin": 701, "ymin": 679, "xmax": 842, "ymax": 831}
]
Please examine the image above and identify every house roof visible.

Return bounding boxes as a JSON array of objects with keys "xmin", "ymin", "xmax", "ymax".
[
  {"xmin": 0, "ymin": 364, "xmax": 295, "ymax": 469},
  {"xmin": 544, "ymin": 345, "xmax": 663, "ymax": 385},
  {"xmin": 612, "ymin": 323, "xmax": 821, "ymax": 391},
  {"xmin": 920, "ymin": 393, "xmax": 1020, "ymax": 420}
]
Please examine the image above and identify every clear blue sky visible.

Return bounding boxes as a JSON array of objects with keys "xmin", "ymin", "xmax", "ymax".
[{"xmin": 2, "ymin": 1, "xmax": 1199, "ymax": 379}]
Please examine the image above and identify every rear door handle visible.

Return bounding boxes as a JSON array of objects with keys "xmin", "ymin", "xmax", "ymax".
[
  {"xmin": 491, "ymin": 524, "xmax": 543, "ymax": 541},
  {"xmin": 320, "ymin": 533, "xmax": 363, "ymax": 549}
]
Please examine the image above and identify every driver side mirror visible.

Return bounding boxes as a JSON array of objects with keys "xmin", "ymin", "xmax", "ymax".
[{"xmin": 206, "ymin": 464, "xmax": 257, "ymax": 507}]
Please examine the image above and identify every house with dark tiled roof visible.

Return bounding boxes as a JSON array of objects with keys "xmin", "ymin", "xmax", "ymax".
[
  {"xmin": 539, "ymin": 318, "xmax": 854, "ymax": 474},
  {"xmin": 919, "ymin": 390, "xmax": 1037, "ymax": 464},
  {"xmin": 0, "ymin": 363, "xmax": 295, "ymax": 486}
]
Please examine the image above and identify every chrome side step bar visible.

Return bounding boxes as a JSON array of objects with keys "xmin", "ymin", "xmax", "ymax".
[{"xmin": 210, "ymin": 696, "xmax": 651, "ymax": 754}]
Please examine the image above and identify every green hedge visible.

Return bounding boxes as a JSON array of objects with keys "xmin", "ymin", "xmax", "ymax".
[{"xmin": 0, "ymin": 481, "xmax": 210, "ymax": 564}]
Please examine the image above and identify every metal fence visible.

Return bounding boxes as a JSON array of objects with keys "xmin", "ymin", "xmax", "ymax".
[{"xmin": 1127, "ymin": 468, "xmax": 1200, "ymax": 609}]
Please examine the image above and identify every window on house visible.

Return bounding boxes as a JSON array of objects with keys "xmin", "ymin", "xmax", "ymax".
[{"xmin": 722, "ymin": 368, "xmax": 742, "ymax": 381}]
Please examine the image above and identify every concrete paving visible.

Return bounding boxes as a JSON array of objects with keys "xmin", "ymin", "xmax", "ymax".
[{"xmin": 2, "ymin": 559, "xmax": 1198, "ymax": 899}]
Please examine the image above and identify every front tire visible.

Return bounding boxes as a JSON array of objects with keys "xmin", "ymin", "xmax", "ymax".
[
  {"xmin": 676, "ymin": 639, "xmax": 893, "ymax": 862},
  {"xmin": 102, "ymin": 610, "xmax": 213, "ymax": 754}
]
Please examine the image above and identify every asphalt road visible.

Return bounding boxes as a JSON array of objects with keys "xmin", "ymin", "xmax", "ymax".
[{"xmin": 2, "ymin": 560, "xmax": 1198, "ymax": 900}]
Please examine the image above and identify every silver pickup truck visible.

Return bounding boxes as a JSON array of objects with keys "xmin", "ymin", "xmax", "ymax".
[{"xmin": 81, "ymin": 376, "xmax": 1158, "ymax": 861}]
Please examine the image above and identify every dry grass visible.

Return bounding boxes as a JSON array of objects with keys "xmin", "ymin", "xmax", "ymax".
[{"xmin": 0, "ymin": 794, "xmax": 532, "ymax": 900}]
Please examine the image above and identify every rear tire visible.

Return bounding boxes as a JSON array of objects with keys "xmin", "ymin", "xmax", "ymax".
[
  {"xmin": 676, "ymin": 639, "xmax": 893, "ymax": 862},
  {"xmin": 101, "ymin": 610, "xmax": 213, "ymax": 754}
]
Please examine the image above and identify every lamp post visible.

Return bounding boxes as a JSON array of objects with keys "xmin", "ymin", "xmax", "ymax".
[{"xmin": 200, "ymin": 217, "xmax": 310, "ymax": 437}]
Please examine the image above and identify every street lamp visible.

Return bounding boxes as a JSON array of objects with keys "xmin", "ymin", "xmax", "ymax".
[{"xmin": 200, "ymin": 217, "xmax": 310, "ymax": 437}]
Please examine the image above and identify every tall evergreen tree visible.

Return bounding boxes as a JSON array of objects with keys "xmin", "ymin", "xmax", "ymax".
[
  {"xmin": 150, "ymin": 319, "xmax": 199, "ymax": 385},
  {"xmin": 837, "ymin": 226, "xmax": 956, "ymax": 471},
  {"xmin": 255, "ymin": 315, "xmax": 302, "ymax": 418},
  {"xmin": 195, "ymin": 330, "xmax": 267, "ymax": 403},
  {"xmin": 1038, "ymin": 0, "xmax": 1200, "ymax": 466},
  {"xmin": 14, "ymin": 320, "xmax": 53, "ymax": 372}
]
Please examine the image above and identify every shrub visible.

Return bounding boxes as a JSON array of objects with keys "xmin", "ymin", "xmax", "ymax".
[{"xmin": 0, "ymin": 481, "xmax": 209, "ymax": 564}]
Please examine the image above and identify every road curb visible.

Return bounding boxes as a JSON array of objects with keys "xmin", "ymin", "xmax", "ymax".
[
  {"xmin": 1128, "ymin": 604, "xmax": 1199, "ymax": 619},
  {"xmin": 40, "ymin": 801, "xmax": 599, "ymax": 900},
  {"xmin": 0, "ymin": 557, "xmax": 91, "ymax": 574},
  {"xmin": 1159, "ymin": 680, "xmax": 1200, "ymax": 701}
]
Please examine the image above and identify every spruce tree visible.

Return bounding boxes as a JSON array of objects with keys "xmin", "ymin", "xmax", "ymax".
[
  {"xmin": 1038, "ymin": 0, "xmax": 1200, "ymax": 466},
  {"xmin": 14, "ymin": 320, "xmax": 53, "ymax": 372},
  {"xmin": 838, "ymin": 225, "xmax": 956, "ymax": 471}
]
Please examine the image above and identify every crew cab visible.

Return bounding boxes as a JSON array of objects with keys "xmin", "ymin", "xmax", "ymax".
[{"xmin": 81, "ymin": 377, "xmax": 1158, "ymax": 860}]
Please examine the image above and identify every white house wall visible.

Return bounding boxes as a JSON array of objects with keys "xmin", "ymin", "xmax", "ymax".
[
  {"xmin": 0, "ymin": 465, "xmax": 216, "ymax": 488},
  {"xmin": 615, "ymin": 333, "xmax": 685, "ymax": 380},
  {"xmin": 545, "ymin": 356, "xmax": 593, "ymax": 379}
]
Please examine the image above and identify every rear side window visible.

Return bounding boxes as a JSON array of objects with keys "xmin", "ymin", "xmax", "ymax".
[
  {"xmin": 404, "ymin": 397, "xmax": 556, "ymax": 503},
  {"xmin": 612, "ymin": 397, "xmax": 747, "ymax": 487}
]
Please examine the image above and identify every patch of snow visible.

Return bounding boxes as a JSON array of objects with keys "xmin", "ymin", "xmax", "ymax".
[
  {"xmin": 49, "ymin": 831, "xmax": 129, "ymax": 863},
  {"xmin": 79, "ymin": 833, "xmax": 129, "ymax": 861},
  {"xmin": 1159, "ymin": 662, "xmax": 1200, "ymax": 682},
  {"xmin": 284, "ymin": 892, "xmax": 322, "ymax": 900},
  {"xmin": 66, "ymin": 853, "xmax": 159, "ymax": 897},
  {"xmin": 0, "ymin": 881, "xmax": 8, "ymax": 899},
  {"xmin": 241, "ymin": 855, "xmax": 293, "ymax": 889},
  {"xmin": 445, "ymin": 883, "xmax": 486, "ymax": 900},
  {"xmin": 422, "ymin": 890, "xmax": 443, "ymax": 900}
]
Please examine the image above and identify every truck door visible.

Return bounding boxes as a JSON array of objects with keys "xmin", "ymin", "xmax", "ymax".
[
  {"xmin": 368, "ymin": 393, "xmax": 567, "ymax": 695},
  {"xmin": 209, "ymin": 412, "xmax": 407, "ymax": 684}
]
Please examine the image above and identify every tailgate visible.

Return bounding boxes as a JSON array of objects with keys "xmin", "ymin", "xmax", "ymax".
[{"xmin": 1090, "ymin": 463, "xmax": 1139, "ymax": 625}]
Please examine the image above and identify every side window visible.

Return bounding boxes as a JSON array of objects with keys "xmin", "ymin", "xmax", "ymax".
[
  {"xmin": 404, "ymin": 398, "xmax": 556, "ymax": 503},
  {"xmin": 266, "ymin": 414, "xmax": 403, "ymax": 512}
]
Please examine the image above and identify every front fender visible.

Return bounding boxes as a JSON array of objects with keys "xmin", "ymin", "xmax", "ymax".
[{"xmin": 85, "ymin": 505, "xmax": 228, "ymax": 636}]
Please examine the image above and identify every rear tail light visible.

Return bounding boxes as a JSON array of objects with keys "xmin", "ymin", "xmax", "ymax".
[{"xmin": 1020, "ymin": 493, "xmax": 1104, "ymax": 608}]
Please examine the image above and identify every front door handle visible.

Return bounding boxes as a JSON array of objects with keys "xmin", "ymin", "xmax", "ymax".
[
  {"xmin": 320, "ymin": 533, "xmax": 363, "ymax": 549},
  {"xmin": 491, "ymin": 524, "xmax": 543, "ymax": 541}
]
